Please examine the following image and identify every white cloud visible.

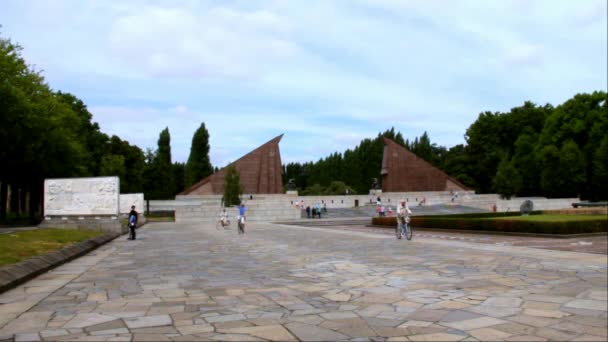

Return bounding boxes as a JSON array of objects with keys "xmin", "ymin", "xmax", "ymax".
[
  {"xmin": 108, "ymin": 5, "xmax": 298, "ymax": 79},
  {"xmin": 1, "ymin": 0, "xmax": 605, "ymax": 165}
]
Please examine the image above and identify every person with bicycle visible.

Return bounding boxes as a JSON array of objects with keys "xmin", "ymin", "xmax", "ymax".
[
  {"xmin": 237, "ymin": 202, "xmax": 247, "ymax": 234},
  {"xmin": 396, "ymin": 200, "xmax": 412, "ymax": 240},
  {"xmin": 219, "ymin": 208, "xmax": 229, "ymax": 228}
]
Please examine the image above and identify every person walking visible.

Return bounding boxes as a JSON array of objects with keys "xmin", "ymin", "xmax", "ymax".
[{"xmin": 128, "ymin": 205, "xmax": 138, "ymax": 240}]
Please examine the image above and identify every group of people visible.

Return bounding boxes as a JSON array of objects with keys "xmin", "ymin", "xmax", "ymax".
[
  {"xmin": 305, "ymin": 202, "xmax": 325, "ymax": 218},
  {"xmin": 219, "ymin": 203, "xmax": 247, "ymax": 234},
  {"xmin": 376, "ymin": 205, "xmax": 393, "ymax": 217}
]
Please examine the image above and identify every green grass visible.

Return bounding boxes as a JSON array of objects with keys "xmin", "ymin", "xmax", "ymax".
[
  {"xmin": 491, "ymin": 214, "xmax": 607, "ymax": 222},
  {"xmin": 146, "ymin": 216, "xmax": 175, "ymax": 222},
  {"xmin": 0, "ymin": 229, "xmax": 103, "ymax": 267}
]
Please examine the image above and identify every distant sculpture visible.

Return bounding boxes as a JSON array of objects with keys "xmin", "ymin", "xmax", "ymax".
[
  {"xmin": 287, "ymin": 178, "xmax": 296, "ymax": 191},
  {"xmin": 371, "ymin": 178, "xmax": 380, "ymax": 190},
  {"xmin": 520, "ymin": 200, "xmax": 534, "ymax": 215}
]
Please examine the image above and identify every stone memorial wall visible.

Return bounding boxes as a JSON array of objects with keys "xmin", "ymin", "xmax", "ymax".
[
  {"xmin": 44, "ymin": 177, "xmax": 119, "ymax": 216},
  {"xmin": 119, "ymin": 193, "xmax": 144, "ymax": 214}
]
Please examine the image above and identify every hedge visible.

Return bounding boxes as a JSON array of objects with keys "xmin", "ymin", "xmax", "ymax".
[{"xmin": 371, "ymin": 214, "xmax": 608, "ymax": 235}]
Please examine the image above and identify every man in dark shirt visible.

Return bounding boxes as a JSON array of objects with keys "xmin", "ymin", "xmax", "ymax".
[{"xmin": 128, "ymin": 205, "xmax": 138, "ymax": 240}]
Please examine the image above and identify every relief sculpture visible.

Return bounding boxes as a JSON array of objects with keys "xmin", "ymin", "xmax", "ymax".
[{"xmin": 45, "ymin": 177, "xmax": 119, "ymax": 216}]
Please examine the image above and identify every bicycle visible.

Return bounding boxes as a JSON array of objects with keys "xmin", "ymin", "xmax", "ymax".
[
  {"xmin": 237, "ymin": 216, "xmax": 246, "ymax": 234},
  {"xmin": 396, "ymin": 216, "xmax": 413, "ymax": 240},
  {"xmin": 216, "ymin": 217, "xmax": 231, "ymax": 230}
]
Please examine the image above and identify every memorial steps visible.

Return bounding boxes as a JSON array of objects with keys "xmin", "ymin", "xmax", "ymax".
[{"xmin": 164, "ymin": 191, "xmax": 579, "ymax": 223}]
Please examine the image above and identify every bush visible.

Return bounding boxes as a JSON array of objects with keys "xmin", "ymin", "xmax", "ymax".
[
  {"xmin": 371, "ymin": 213, "xmax": 608, "ymax": 234},
  {"xmin": 371, "ymin": 216, "xmax": 397, "ymax": 226}
]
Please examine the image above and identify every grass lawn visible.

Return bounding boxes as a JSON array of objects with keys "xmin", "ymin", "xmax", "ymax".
[
  {"xmin": 0, "ymin": 229, "xmax": 103, "ymax": 267},
  {"xmin": 490, "ymin": 214, "xmax": 607, "ymax": 222}
]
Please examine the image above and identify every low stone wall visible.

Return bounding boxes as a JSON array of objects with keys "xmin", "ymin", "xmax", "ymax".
[
  {"xmin": 175, "ymin": 204, "xmax": 300, "ymax": 223},
  {"xmin": 39, "ymin": 216, "xmax": 126, "ymax": 234},
  {"xmin": 0, "ymin": 233, "xmax": 119, "ymax": 293}
]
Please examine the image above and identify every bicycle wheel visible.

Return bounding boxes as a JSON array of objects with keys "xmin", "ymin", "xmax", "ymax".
[{"xmin": 405, "ymin": 223, "xmax": 413, "ymax": 240}]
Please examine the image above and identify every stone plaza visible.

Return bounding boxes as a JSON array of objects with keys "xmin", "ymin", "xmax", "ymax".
[{"xmin": 1, "ymin": 221, "xmax": 606, "ymax": 341}]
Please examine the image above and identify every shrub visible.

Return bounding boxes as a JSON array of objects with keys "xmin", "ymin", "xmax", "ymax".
[
  {"xmin": 371, "ymin": 216, "xmax": 397, "ymax": 226},
  {"xmin": 371, "ymin": 213, "xmax": 608, "ymax": 234}
]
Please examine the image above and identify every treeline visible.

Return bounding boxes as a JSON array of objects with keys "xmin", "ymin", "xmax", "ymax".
[
  {"xmin": 465, "ymin": 93, "xmax": 608, "ymax": 200},
  {"xmin": 0, "ymin": 35, "xmax": 213, "ymax": 221},
  {"xmin": 282, "ymin": 128, "xmax": 462, "ymax": 195},
  {"xmin": 284, "ymin": 92, "xmax": 608, "ymax": 200}
]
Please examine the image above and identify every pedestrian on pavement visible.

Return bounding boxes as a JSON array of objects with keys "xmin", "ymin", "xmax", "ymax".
[{"xmin": 128, "ymin": 205, "xmax": 138, "ymax": 240}]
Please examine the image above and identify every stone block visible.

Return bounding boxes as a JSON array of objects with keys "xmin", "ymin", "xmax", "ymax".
[
  {"xmin": 44, "ymin": 177, "xmax": 119, "ymax": 216},
  {"xmin": 120, "ymin": 193, "xmax": 145, "ymax": 214}
]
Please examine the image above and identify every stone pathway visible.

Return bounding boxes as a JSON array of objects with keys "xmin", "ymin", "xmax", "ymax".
[
  {"xmin": 302, "ymin": 224, "xmax": 608, "ymax": 255},
  {"xmin": 1, "ymin": 222, "xmax": 606, "ymax": 341}
]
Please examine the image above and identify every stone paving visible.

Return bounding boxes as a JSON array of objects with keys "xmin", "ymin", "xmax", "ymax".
[
  {"xmin": 306, "ymin": 225, "xmax": 608, "ymax": 255},
  {"xmin": 1, "ymin": 222, "xmax": 606, "ymax": 341}
]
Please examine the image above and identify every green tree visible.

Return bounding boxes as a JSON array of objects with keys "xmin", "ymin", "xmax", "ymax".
[
  {"xmin": 591, "ymin": 136, "xmax": 608, "ymax": 200},
  {"xmin": 301, "ymin": 183, "xmax": 325, "ymax": 196},
  {"xmin": 511, "ymin": 130, "xmax": 540, "ymax": 196},
  {"xmin": 173, "ymin": 162, "xmax": 186, "ymax": 196},
  {"xmin": 223, "ymin": 165, "xmax": 243, "ymax": 206},
  {"xmin": 539, "ymin": 145, "xmax": 562, "ymax": 198},
  {"xmin": 185, "ymin": 123, "xmax": 213, "ymax": 189},
  {"xmin": 99, "ymin": 154, "xmax": 126, "ymax": 185},
  {"xmin": 145, "ymin": 128, "xmax": 174, "ymax": 199},
  {"xmin": 492, "ymin": 157, "xmax": 522, "ymax": 199},
  {"xmin": 323, "ymin": 181, "xmax": 355, "ymax": 195},
  {"xmin": 537, "ymin": 91, "xmax": 607, "ymax": 198},
  {"xmin": 558, "ymin": 140, "xmax": 586, "ymax": 197}
]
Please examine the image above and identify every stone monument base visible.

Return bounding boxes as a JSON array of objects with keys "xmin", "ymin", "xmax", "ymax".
[
  {"xmin": 39, "ymin": 216, "xmax": 126, "ymax": 234},
  {"xmin": 286, "ymin": 190, "xmax": 298, "ymax": 196},
  {"xmin": 369, "ymin": 189, "xmax": 383, "ymax": 196}
]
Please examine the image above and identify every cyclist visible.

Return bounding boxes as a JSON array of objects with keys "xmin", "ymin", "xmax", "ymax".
[
  {"xmin": 396, "ymin": 200, "xmax": 412, "ymax": 239},
  {"xmin": 237, "ymin": 202, "xmax": 247, "ymax": 234},
  {"xmin": 219, "ymin": 208, "xmax": 229, "ymax": 228}
]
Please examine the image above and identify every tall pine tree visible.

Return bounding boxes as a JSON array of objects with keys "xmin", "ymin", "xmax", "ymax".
[
  {"xmin": 153, "ymin": 127, "xmax": 174, "ymax": 199},
  {"xmin": 185, "ymin": 123, "xmax": 213, "ymax": 188}
]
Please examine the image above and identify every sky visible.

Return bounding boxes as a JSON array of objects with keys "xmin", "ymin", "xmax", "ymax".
[{"xmin": 1, "ymin": 0, "xmax": 606, "ymax": 167}]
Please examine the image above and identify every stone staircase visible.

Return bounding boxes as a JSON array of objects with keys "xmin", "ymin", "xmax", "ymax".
[{"xmin": 174, "ymin": 195, "xmax": 299, "ymax": 223}]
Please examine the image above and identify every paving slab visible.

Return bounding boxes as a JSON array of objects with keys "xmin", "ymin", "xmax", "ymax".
[{"xmin": 0, "ymin": 221, "xmax": 605, "ymax": 341}]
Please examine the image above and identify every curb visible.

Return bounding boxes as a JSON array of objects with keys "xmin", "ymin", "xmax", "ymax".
[
  {"xmin": 0, "ymin": 232, "xmax": 120, "ymax": 294},
  {"xmin": 365, "ymin": 225, "xmax": 608, "ymax": 239}
]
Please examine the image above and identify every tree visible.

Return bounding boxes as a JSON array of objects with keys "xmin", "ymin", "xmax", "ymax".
[
  {"xmin": 99, "ymin": 154, "xmax": 126, "ymax": 185},
  {"xmin": 511, "ymin": 130, "xmax": 540, "ymax": 196},
  {"xmin": 492, "ymin": 157, "xmax": 522, "ymax": 199},
  {"xmin": 323, "ymin": 181, "xmax": 355, "ymax": 195},
  {"xmin": 173, "ymin": 162, "xmax": 185, "ymax": 196},
  {"xmin": 591, "ymin": 136, "xmax": 608, "ymax": 200},
  {"xmin": 558, "ymin": 140, "xmax": 586, "ymax": 197},
  {"xmin": 185, "ymin": 123, "xmax": 213, "ymax": 189},
  {"xmin": 145, "ymin": 128, "xmax": 174, "ymax": 199},
  {"xmin": 539, "ymin": 145, "xmax": 562, "ymax": 198},
  {"xmin": 223, "ymin": 165, "xmax": 243, "ymax": 206}
]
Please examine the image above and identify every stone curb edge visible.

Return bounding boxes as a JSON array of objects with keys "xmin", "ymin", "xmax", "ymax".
[
  {"xmin": 0, "ymin": 232, "xmax": 121, "ymax": 294},
  {"xmin": 365, "ymin": 225, "xmax": 608, "ymax": 239}
]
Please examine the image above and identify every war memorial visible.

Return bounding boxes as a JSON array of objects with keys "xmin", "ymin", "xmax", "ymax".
[{"xmin": 0, "ymin": 134, "xmax": 606, "ymax": 342}]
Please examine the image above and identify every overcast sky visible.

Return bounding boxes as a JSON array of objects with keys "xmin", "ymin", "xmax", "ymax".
[{"xmin": 1, "ymin": 0, "xmax": 606, "ymax": 166}]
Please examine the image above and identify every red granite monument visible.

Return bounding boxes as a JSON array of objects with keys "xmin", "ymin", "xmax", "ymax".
[
  {"xmin": 381, "ymin": 137, "xmax": 469, "ymax": 192},
  {"xmin": 180, "ymin": 134, "xmax": 284, "ymax": 195}
]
